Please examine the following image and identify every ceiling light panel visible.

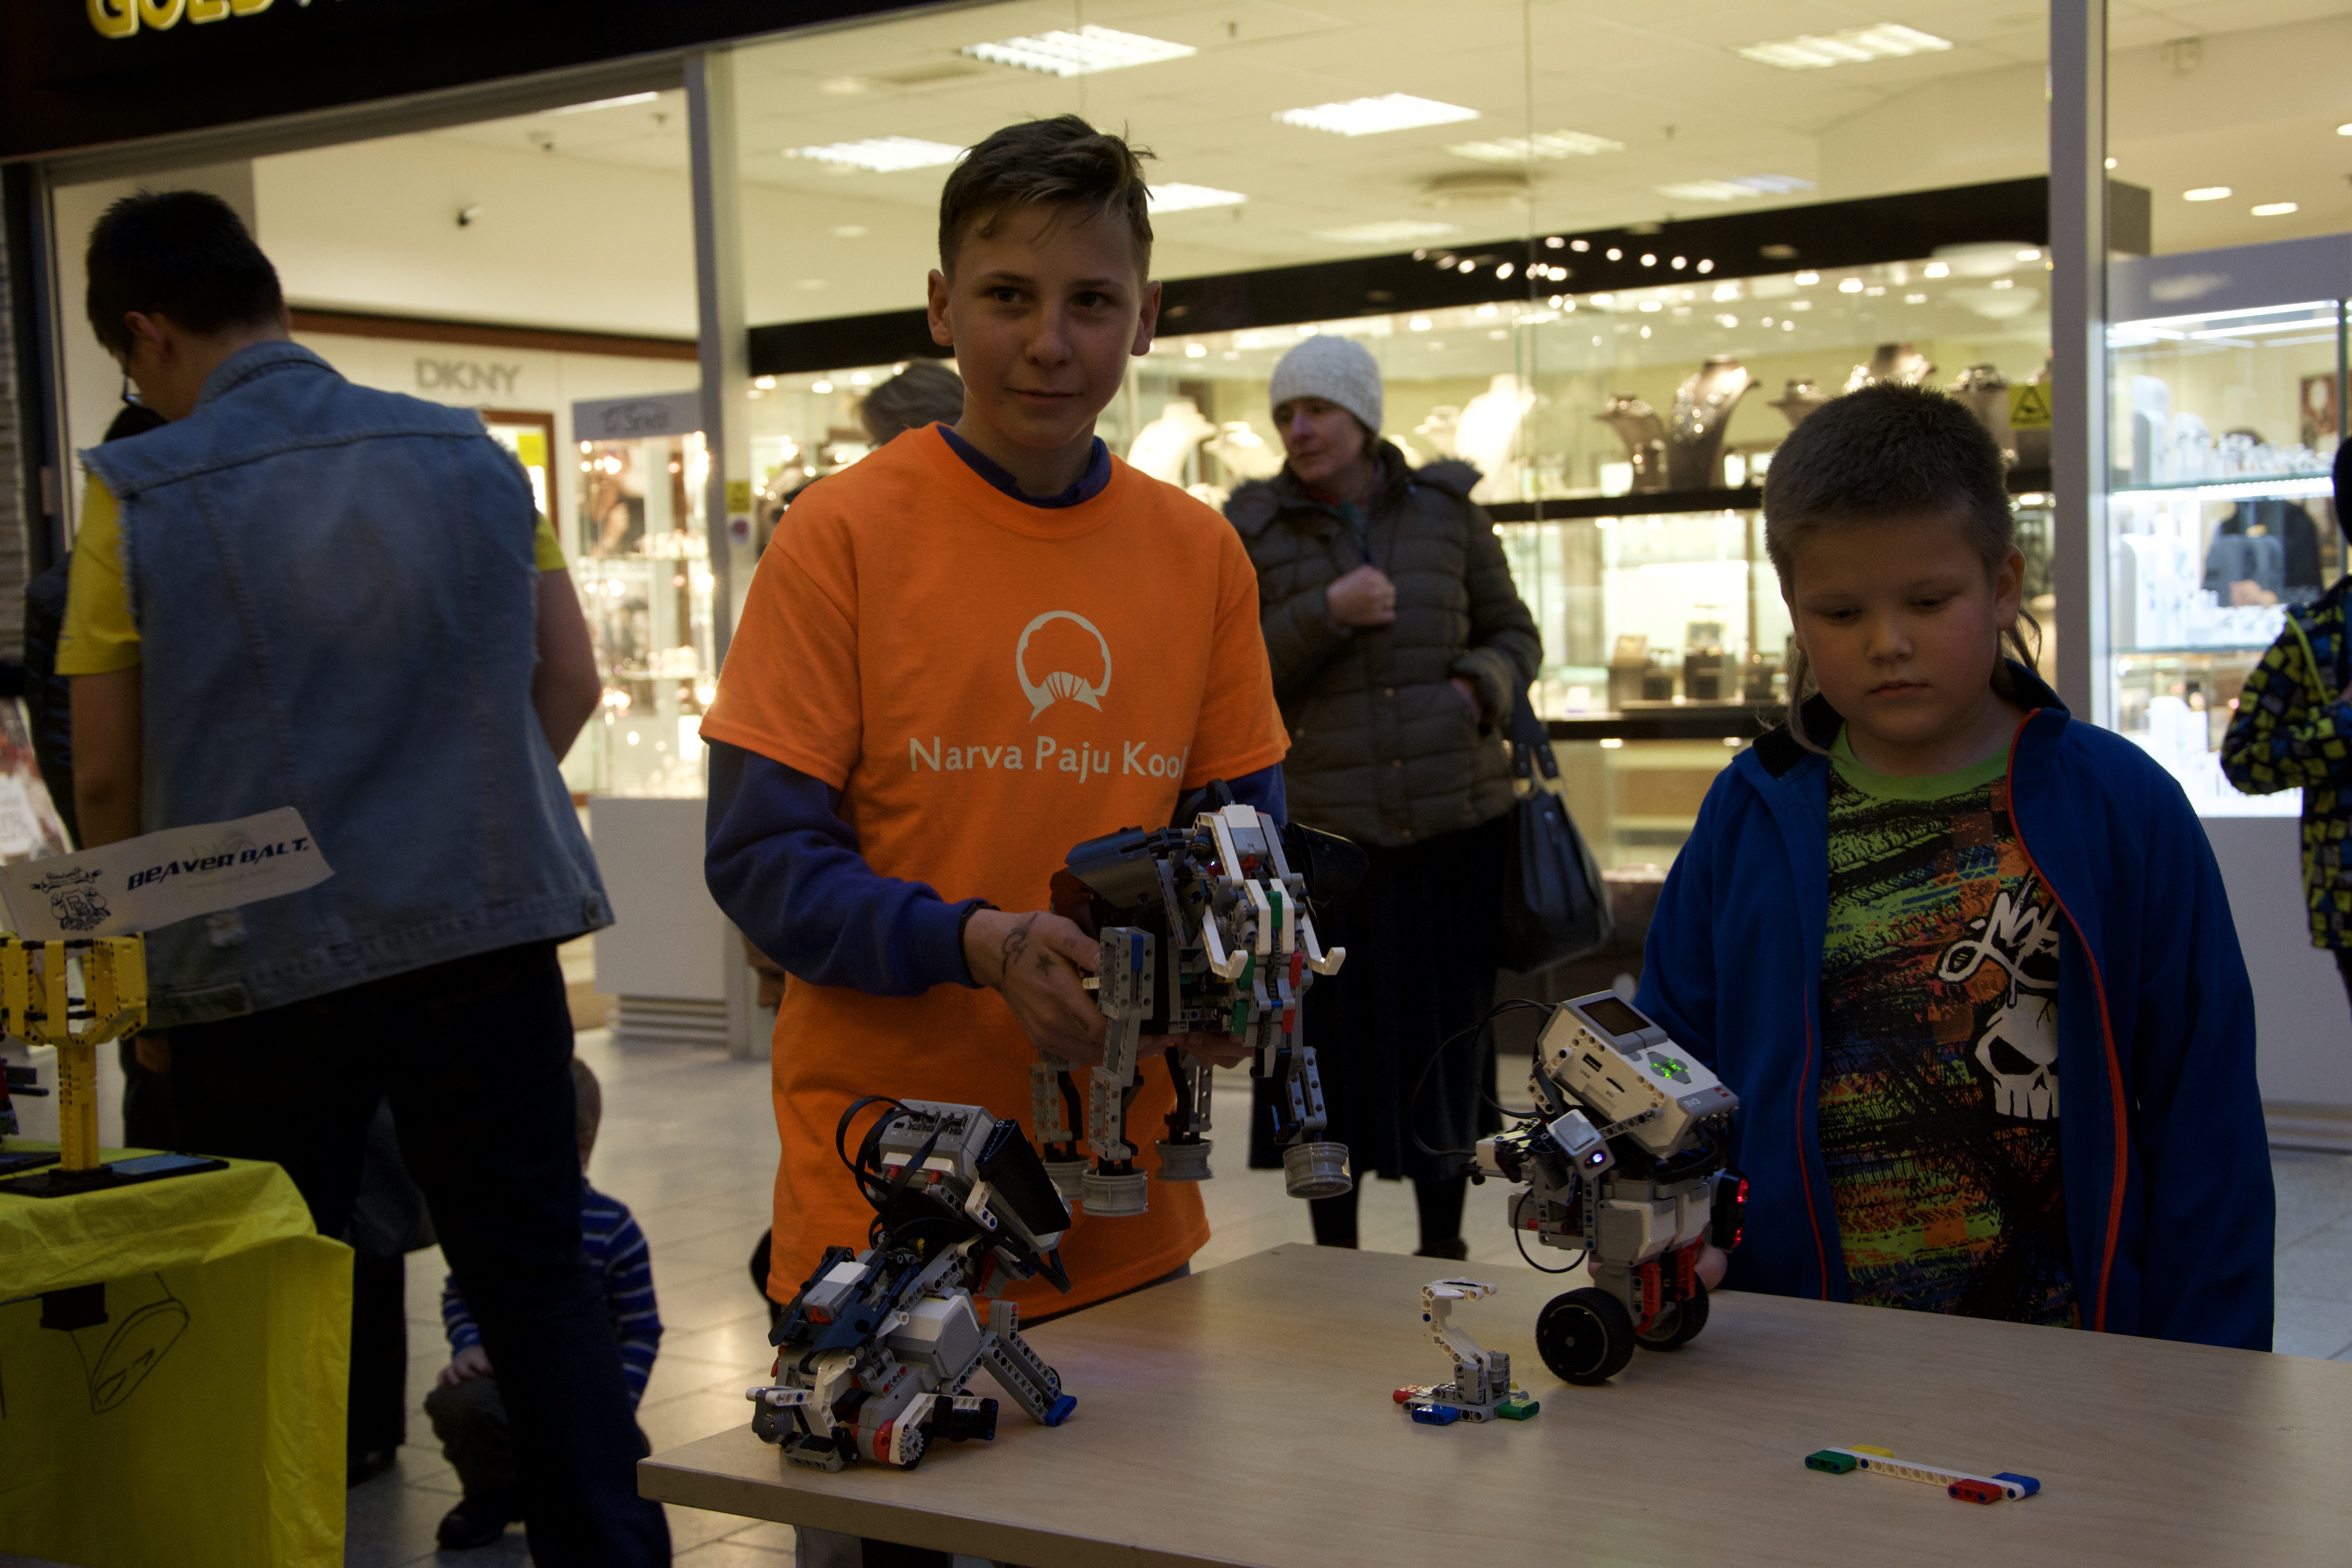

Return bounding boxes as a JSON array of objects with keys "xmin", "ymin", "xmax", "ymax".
[
  {"xmin": 1276, "ymin": 94, "xmax": 1479, "ymax": 137},
  {"xmin": 1446, "ymin": 130, "xmax": 1624, "ymax": 164},
  {"xmin": 1736, "ymin": 23, "xmax": 1952, "ymax": 69},
  {"xmin": 786, "ymin": 136, "xmax": 964, "ymax": 172},
  {"xmin": 1659, "ymin": 174, "xmax": 1816, "ymax": 202},
  {"xmin": 1149, "ymin": 183, "xmax": 1247, "ymax": 213},
  {"xmin": 962, "ymin": 24, "xmax": 1194, "ymax": 77},
  {"xmin": 1310, "ymin": 220, "xmax": 1463, "ymax": 244}
]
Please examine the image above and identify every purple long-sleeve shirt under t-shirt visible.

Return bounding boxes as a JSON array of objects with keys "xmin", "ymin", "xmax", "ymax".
[{"xmin": 704, "ymin": 422, "xmax": 1287, "ymax": 994}]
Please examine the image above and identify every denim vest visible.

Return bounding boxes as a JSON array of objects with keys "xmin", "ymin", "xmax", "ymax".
[{"xmin": 79, "ymin": 342, "xmax": 610, "ymax": 1028}]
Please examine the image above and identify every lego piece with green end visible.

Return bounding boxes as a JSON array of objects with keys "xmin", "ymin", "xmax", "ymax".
[
  {"xmin": 1497, "ymin": 1396, "xmax": 1539, "ymax": 1420},
  {"xmin": 1806, "ymin": 1450, "xmax": 1860, "ymax": 1474}
]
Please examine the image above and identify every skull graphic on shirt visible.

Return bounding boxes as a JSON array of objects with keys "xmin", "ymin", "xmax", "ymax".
[{"xmin": 1934, "ymin": 879, "xmax": 2062, "ymax": 1122}]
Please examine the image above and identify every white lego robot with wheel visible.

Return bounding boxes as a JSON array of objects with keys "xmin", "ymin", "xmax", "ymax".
[
  {"xmin": 1041, "ymin": 784, "xmax": 1367, "ymax": 1216},
  {"xmin": 746, "ymin": 1098, "xmax": 1077, "ymax": 1472},
  {"xmin": 1474, "ymin": 992, "xmax": 1748, "ymax": 1386}
]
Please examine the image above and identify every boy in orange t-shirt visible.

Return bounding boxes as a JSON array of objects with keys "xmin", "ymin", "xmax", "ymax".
[{"xmin": 702, "ymin": 117, "xmax": 1288, "ymax": 1322}]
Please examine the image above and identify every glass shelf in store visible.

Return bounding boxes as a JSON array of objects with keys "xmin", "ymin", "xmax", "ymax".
[
  {"xmin": 2103, "ymin": 252, "xmax": 2344, "ymax": 815},
  {"xmin": 575, "ymin": 426, "xmax": 717, "ymax": 799}
]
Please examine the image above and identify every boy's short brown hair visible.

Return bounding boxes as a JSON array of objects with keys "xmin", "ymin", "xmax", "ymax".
[{"xmin": 937, "ymin": 116, "xmax": 1154, "ymax": 277}]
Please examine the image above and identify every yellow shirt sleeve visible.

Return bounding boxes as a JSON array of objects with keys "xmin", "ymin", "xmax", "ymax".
[
  {"xmin": 533, "ymin": 515, "xmax": 567, "ymax": 573},
  {"xmin": 57, "ymin": 476, "xmax": 142, "ymax": 675}
]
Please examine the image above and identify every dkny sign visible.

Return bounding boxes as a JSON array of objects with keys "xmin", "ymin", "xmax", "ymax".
[{"xmin": 416, "ymin": 358, "xmax": 522, "ymax": 395}]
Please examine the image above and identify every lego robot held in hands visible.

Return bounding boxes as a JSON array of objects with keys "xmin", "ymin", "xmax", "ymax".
[
  {"xmin": 1472, "ymin": 992, "xmax": 1748, "ymax": 1386},
  {"xmin": 1041, "ymin": 784, "xmax": 1368, "ymax": 1216},
  {"xmin": 746, "ymin": 1099, "xmax": 1078, "ymax": 1472}
]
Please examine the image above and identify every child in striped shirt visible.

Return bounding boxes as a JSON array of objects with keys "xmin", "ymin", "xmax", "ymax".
[{"xmin": 425, "ymin": 1057, "xmax": 662, "ymax": 1552}]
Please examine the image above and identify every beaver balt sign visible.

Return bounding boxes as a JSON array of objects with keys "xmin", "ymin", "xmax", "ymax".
[{"xmin": 0, "ymin": 807, "xmax": 332, "ymax": 939}]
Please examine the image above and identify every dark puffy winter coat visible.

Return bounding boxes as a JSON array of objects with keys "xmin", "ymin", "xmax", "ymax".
[{"xmin": 1226, "ymin": 444, "xmax": 1540, "ymax": 848}]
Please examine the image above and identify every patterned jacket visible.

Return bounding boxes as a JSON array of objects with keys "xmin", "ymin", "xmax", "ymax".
[{"xmin": 2220, "ymin": 576, "xmax": 2352, "ymax": 947}]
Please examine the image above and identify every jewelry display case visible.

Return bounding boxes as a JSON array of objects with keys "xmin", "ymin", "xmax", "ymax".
[
  {"xmin": 2106, "ymin": 239, "xmax": 2348, "ymax": 818},
  {"xmin": 754, "ymin": 243, "xmax": 2062, "ymax": 868},
  {"xmin": 571, "ymin": 391, "xmax": 719, "ymax": 799}
]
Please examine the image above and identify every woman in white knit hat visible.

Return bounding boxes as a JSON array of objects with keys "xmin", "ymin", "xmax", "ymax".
[{"xmin": 1226, "ymin": 334, "xmax": 1540, "ymax": 1259}]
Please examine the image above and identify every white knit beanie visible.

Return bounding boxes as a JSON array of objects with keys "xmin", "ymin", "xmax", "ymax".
[{"xmin": 1269, "ymin": 335, "xmax": 1383, "ymax": 434}]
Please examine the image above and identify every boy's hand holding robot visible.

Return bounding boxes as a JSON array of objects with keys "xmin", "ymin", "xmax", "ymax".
[{"xmin": 1041, "ymin": 787, "xmax": 1368, "ymax": 1216}]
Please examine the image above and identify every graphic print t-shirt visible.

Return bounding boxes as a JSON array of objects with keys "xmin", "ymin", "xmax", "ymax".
[
  {"xmin": 1818, "ymin": 730, "xmax": 2076, "ymax": 1327},
  {"xmin": 701, "ymin": 426, "xmax": 1288, "ymax": 1315}
]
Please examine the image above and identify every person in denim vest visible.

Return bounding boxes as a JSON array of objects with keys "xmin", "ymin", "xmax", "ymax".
[{"xmin": 62, "ymin": 191, "xmax": 668, "ymax": 1567}]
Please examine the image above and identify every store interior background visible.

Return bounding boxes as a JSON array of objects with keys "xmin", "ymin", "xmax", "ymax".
[{"xmin": 13, "ymin": 3, "xmax": 2352, "ymax": 1556}]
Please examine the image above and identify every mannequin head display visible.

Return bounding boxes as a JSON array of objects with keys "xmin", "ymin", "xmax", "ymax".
[
  {"xmin": 1270, "ymin": 335, "xmax": 1385, "ymax": 501},
  {"xmin": 1843, "ymin": 342, "xmax": 1936, "ymax": 396},
  {"xmin": 1666, "ymin": 356, "xmax": 1753, "ymax": 489},
  {"xmin": 1125, "ymin": 396, "xmax": 1217, "ymax": 485},
  {"xmin": 1769, "ymin": 379, "xmax": 1831, "ymax": 430},
  {"xmin": 1457, "ymin": 373, "xmax": 1537, "ymax": 503},
  {"xmin": 1595, "ymin": 394, "xmax": 1668, "ymax": 493}
]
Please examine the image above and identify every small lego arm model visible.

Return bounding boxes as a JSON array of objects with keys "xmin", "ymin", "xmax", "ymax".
[
  {"xmin": 747, "ymin": 1099, "xmax": 1078, "ymax": 1474},
  {"xmin": 1471, "ymin": 992, "xmax": 1747, "ymax": 1388},
  {"xmin": 1049, "ymin": 788, "xmax": 1367, "ymax": 1216},
  {"xmin": 3, "ymin": 936, "xmax": 147, "ymax": 1176},
  {"xmin": 1804, "ymin": 1446, "xmax": 2042, "ymax": 1504},
  {"xmin": 1393, "ymin": 1278, "xmax": 1538, "ymax": 1426}
]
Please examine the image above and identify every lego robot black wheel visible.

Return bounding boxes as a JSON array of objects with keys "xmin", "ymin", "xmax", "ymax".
[
  {"xmin": 1534, "ymin": 1287, "xmax": 1636, "ymax": 1386},
  {"xmin": 1635, "ymin": 1281, "xmax": 1710, "ymax": 1352},
  {"xmin": 750, "ymin": 1405, "xmax": 784, "ymax": 1445}
]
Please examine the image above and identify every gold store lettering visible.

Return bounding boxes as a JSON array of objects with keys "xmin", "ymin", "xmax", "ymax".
[{"xmin": 89, "ymin": 0, "xmax": 273, "ymax": 39}]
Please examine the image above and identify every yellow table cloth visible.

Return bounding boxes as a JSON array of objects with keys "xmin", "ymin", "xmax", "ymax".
[{"xmin": 0, "ymin": 1145, "xmax": 350, "ymax": 1568}]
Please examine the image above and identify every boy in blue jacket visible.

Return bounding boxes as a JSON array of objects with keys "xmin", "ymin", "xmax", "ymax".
[{"xmin": 1641, "ymin": 384, "xmax": 2272, "ymax": 1350}]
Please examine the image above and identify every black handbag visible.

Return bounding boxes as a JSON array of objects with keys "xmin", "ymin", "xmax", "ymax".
[{"xmin": 1496, "ymin": 682, "xmax": 1612, "ymax": 973}]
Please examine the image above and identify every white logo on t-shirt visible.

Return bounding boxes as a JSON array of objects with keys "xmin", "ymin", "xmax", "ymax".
[{"xmin": 1015, "ymin": 610, "xmax": 1112, "ymax": 720}]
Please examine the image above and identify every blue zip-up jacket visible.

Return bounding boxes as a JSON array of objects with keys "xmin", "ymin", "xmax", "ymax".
[{"xmin": 1636, "ymin": 667, "xmax": 2273, "ymax": 1350}]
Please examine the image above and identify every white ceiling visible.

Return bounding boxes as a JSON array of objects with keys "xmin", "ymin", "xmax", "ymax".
[{"xmin": 271, "ymin": 0, "xmax": 2352, "ymax": 333}]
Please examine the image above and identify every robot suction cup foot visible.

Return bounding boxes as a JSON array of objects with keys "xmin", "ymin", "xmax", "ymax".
[
  {"xmin": 1281, "ymin": 1140, "xmax": 1352, "ymax": 1200},
  {"xmin": 1079, "ymin": 1168, "xmax": 1149, "ymax": 1216},
  {"xmin": 1043, "ymin": 1157, "xmax": 1089, "ymax": 1203},
  {"xmin": 1153, "ymin": 1138, "xmax": 1214, "ymax": 1181}
]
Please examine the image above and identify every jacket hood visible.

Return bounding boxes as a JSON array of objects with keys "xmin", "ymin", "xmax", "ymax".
[
  {"xmin": 1225, "ymin": 441, "xmax": 1481, "ymax": 537},
  {"xmin": 1750, "ymin": 659, "xmax": 2066, "ymax": 781}
]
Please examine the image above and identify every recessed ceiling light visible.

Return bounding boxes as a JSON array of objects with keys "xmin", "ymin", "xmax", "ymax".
[
  {"xmin": 1905, "ymin": 293, "xmax": 1928, "ymax": 303},
  {"xmin": 1736, "ymin": 23, "xmax": 1952, "ymax": 69},
  {"xmin": 963, "ymin": 24, "xmax": 1194, "ymax": 76},
  {"xmin": 1659, "ymin": 174, "xmax": 1816, "ymax": 203},
  {"xmin": 2339, "ymin": 123, "xmax": 2352, "ymax": 136},
  {"xmin": 2183, "ymin": 186, "xmax": 2232, "ymax": 201},
  {"xmin": 1794, "ymin": 271, "xmax": 1820, "ymax": 285},
  {"xmin": 787, "ymin": 137, "xmax": 964, "ymax": 172},
  {"xmin": 831, "ymin": 224, "xmax": 868, "ymax": 238},
  {"xmin": 1924, "ymin": 262, "xmax": 1950, "ymax": 278},
  {"xmin": 2105, "ymin": 156, "xmax": 2118, "ymax": 169},
  {"xmin": 549, "ymin": 91, "xmax": 660, "ymax": 115},
  {"xmin": 1310, "ymin": 219, "xmax": 1464, "ymax": 243},
  {"xmin": 1276, "ymin": 94, "xmax": 1478, "ymax": 137},
  {"xmin": 1149, "ymin": 183, "xmax": 1247, "ymax": 213},
  {"xmin": 1839, "ymin": 278, "xmax": 1864, "ymax": 293},
  {"xmin": 1445, "ymin": 130, "xmax": 1624, "ymax": 164},
  {"xmin": 2252, "ymin": 201, "xmax": 2300, "ymax": 217}
]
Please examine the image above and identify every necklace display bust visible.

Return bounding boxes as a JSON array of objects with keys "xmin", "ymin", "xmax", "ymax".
[{"xmin": 1667, "ymin": 356, "xmax": 1752, "ymax": 490}]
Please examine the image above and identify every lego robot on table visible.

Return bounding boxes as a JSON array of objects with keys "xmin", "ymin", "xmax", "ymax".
[
  {"xmin": 1393, "ymin": 1278, "xmax": 1539, "ymax": 1426},
  {"xmin": 746, "ymin": 1098, "xmax": 1076, "ymax": 1472},
  {"xmin": 1041, "ymin": 786, "xmax": 1366, "ymax": 1216},
  {"xmin": 1472, "ymin": 992, "xmax": 1748, "ymax": 1385}
]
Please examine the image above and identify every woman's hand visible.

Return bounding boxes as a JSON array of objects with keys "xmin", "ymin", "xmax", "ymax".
[
  {"xmin": 964, "ymin": 909, "xmax": 1108, "ymax": 1067},
  {"xmin": 1167, "ymin": 1032, "xmax": 1253, "ymax": 1069},
  {"xmin": 1325, "ymin": 563, "xmax": 1397, "ymax": 628}
]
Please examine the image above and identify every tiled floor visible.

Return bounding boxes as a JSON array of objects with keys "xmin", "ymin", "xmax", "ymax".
[{"xmin": 11, "ymin": 1024, "xmax": 2351, "ymax": 1567}]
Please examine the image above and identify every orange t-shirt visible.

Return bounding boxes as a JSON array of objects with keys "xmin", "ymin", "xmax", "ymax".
[{"xmin": 702, "ymin": 426, "xmax": 1288, "ymax": 1316}]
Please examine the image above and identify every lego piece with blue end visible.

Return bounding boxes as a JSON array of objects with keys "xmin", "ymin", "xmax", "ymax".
[
  {"xmin": 1992, "ymin": 1472, "xmax": 2041, "ymax": 1497},
  {"xmin": 1410, "ymin": 1405, "xmax": 1462, "ymax": 1426},
  {"xmin": 1042, "ymin": 1394, "xmax": 1077, "ymax": 1426}
]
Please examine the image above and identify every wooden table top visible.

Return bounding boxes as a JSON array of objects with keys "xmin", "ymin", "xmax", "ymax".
[{"xmin": 640, "ymin": 1243, "xmax": 2352, "ymax": 1567}]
